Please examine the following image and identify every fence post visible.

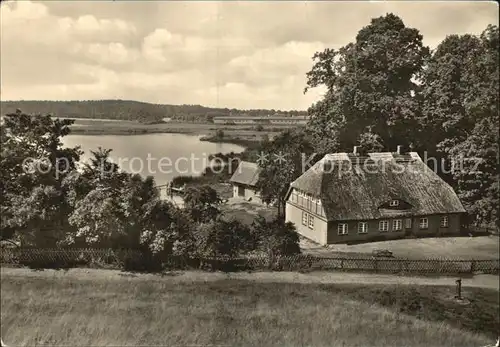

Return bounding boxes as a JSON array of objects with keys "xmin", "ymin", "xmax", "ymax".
[
  {"xmin": 374, "ymin": 259, "xmax": 378, "ymax": 273},
  {"xmin": 470, "ymin": 261, "xmax": 475, "ymax": 273},
  {"xmin": 340, "ymin": 258, "xmax": 344, "ymax": 270},
  {"xmin": 455, "ymin": 279, "xmax": 462, "ymax": 300}
]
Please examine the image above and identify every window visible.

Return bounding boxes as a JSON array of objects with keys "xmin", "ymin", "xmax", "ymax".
[
  {"xmin": 392, "ymin": 219, "xmax": 402, "ymax": 231},
  {"xmin": 405, "ymin": 218, "xmax": 412, "ymax": 229},
  {"xmin": 302, "ymin": 212, "xmax": 308, "ymax": 226},
  {"xmin": 419, "ymin": 217, "xmax": 429, "ymax": 229},
  {"xmin": 389, "ymin": 200, "xmax": 400, "ymax": 207},
  {"xmin": 358, "ymin": 222, "xmax": 368, "ymax": 234},
  {"xmin": 379, "ymin": 220, "xmax": 389, "ymax": 232},
  {"xmin": 440, "ymin": 216, "xmax": 449, "ymax": 228},
  {"xmin": 308, "ymin": 215, "xmax": 314, "ymax": 229},
  {"xmin": 338, "ymin": 223, "xmax": 348, "ymax": 235}
]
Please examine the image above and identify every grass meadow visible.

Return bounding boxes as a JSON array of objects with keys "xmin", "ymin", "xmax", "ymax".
[
  {"xmin": 1, "ymin": 269, "xmax": 498, "ymax": 346},
  {"xmin": 301, "ymin": 236, "xmax": 500, "ymax": 260}
]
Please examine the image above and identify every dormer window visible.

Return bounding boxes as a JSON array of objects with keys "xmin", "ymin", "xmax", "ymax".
[{"xmin": 389, "ymin": 200, "xmax": 400, "ymax": 207}]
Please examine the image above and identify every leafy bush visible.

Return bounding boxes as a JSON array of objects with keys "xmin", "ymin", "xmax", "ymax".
[
  {"xmin": 172, "ymin": 175, "xmax": 196, "ymax": 187},
  {"xmin": 251, "ymin": 216, "xmax": 301, "ymax": 258},
  {"xmin": 194, "ymin": 218, "xmax": 253, "ymax": 259},
  {"xmin": 216, "ymin": 129, "xmax": 225, "ymax": 139}
]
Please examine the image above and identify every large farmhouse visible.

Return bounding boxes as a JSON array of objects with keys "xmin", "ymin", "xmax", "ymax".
[
  {"xmin": 230, "ymin": 161, "xmax": 262, "ymax": 203},
  {"xmin": 285, "ymin": 147, "xmax": 466, "ymax": 245}
]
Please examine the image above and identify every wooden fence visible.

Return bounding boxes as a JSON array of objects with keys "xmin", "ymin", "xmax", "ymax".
[{"xmin": 1, "ymin": 248, "xmax": 499, "ymax": 275}]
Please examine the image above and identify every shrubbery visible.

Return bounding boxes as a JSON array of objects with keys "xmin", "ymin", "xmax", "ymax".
[{"xmin": 0, "ymin": 113, "xmax": 299, "ymax": 268}]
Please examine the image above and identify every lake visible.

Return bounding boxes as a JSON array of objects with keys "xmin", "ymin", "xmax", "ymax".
[{"xmin": 62, "ymin": 133, "xmax": 245, "ymax": 187}]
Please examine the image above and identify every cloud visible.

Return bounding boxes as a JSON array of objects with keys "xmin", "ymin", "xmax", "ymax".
[
  {"xmin": 1, "ymin": 0, "xmax": 48, "ymax": 21},
  {"xmin": 1, "ymin": 1, "xmax": 139, "ymax": 89},
  {"xmin": 140, "ymin": 28, "xmax": 255, "ymax": 73},
  {"xmin": 57, "ymin": 15, "xmax": 137, "ymax": 43},
  {"xmin": 1, "ymin": 1, "xmax": 137, "ymax": 45},
  {"xmin": 195, "ymin": 78, "xmax": 326, "ymax": 111},
  {"xmin": 142, "ymin": 29, "xmax": 183, "ymax": 63},
  {"xmin": 72, "ymin": 42, "xmax": 140, "ymax": 66},
  {"xmin": 1, "ymin": 0, "xmax": 498, "ymax": 110},
  {"xmin": 225, "ymin": 41, "xmax": 328, "ymax": 87}
]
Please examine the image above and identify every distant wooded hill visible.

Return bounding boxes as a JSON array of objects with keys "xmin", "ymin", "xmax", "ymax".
[{"xmin": 0, "ymin": 100, "xmax": 308, "ymax": 123}]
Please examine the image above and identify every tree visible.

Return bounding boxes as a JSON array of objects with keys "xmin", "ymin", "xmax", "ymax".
[
  {"xmin": 67, "ymin": 186, "xmax": 128, "ymax": 247},
  {"xmin": 305, "ymin": 14, "xmax": 430, "ymax": 152},
  {"xmin": 449, "ymin": 117, "xmax": 498, "ymax": 230},
  {"xmin": 82, "ymin": 147, "xmax": 124, "ymax": 185},
  {"xmin": 183, "ymin": 185, "xmax": 222, "ymax": 223},
  {"xmin": 215, "ymin": 129, "xmax": 225, "ymax": 139},
  {"xmin": 0, "ymin": 112, "xmax": 81, "ymax": 246},
  {"xmin": 357, "ymin": 130, "xmax": 384, "ymax": 153},
  {"xmin": 64, "ymin": 149, "xmax": 125, "ymax": 247},
  {"xmin": 422, "ymin": 25, "xmax": 499, "ymax": 230},
  {"xmin": 255, "ymin": 129, "xmax": 317, "ymax": 218},
  {"xmin": 118, "ymin": 174, "xmax": 160, "ymax": 247},
  {"xmin": 421, "ymin": 34, "xmax": 484, "ymax": 155},
  {"xmin": 305, "ymin": 96, "xmax": 344, "ymax": 152},
  {"xmin": 260, "ymin": 133, "xmax": 270, "ymax": 144},
  {"xmin": 194, "ymin": 218, "xmax": 253, "ymax": 259},
  {"xmin": 251, "ymin": 216, "xmax": 300, "ymax": 258},
  {"xmin": 64, "ymin": 149, "xmax": 164, "ymax": 248},
  {"xmin": 140, "ymin": 201, "xmax": 195, "ymax": 257}
]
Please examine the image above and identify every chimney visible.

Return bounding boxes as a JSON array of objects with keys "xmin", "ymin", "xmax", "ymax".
[
  {"xmin": 322, "ymin": 159, "xmax": 336, "ymax": 173},
  {"xmin": 396, "ymin": 145, "xmax": 403, "ymax": 155},
  {"xmin": 353, "ymin": 146, "xmax": 360, "ymax": 156}
]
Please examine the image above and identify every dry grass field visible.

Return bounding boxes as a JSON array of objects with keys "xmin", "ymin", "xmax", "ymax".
[
  {"xmin": 1, "ymin": 268, "xmax": 498, "ymax": 346},
  {"xmin": 302, "ymin": 236, "xmax": 500, "ymax": 260}
]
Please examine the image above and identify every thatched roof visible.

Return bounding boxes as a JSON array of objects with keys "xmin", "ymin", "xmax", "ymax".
[
  {"xmin": 289, "ymin": 152, "xmax": 466, "ymax": 221},
  {"xmin": 230, "ymin": 161, "xmax": 261, "ymax": 187}
]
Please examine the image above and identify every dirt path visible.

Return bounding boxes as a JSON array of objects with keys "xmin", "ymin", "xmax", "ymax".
[{"xmin": 1, "ymin": 267, "xmax": 498, "ymax": 290}]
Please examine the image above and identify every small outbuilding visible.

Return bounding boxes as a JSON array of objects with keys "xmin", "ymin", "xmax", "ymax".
[{"xmin": 229, "ymin": 161, "xmax": 262, "ymax": 203}]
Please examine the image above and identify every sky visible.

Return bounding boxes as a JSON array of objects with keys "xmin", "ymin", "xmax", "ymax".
[{"xmin": 1, "ymin": 1, "xmax": 498, "ymax": 110}]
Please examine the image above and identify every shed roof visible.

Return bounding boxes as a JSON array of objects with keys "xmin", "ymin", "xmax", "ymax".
[
  {"xmin": 230, "ymin": 161, "xmax": 261, "ymax": 187},
  {"xmin": 289, "ymin": 152, "xmax": 466, "ymax": 221}
]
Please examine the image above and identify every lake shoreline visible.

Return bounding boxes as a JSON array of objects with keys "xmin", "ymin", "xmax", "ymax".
[
  {"xmin": 199, "ymin": 135, "xmax": 262, "ymax": 148},
  {"xmin": 66, "ymin": 118, "xmax": 288, "ymax": 140},
  {"xmin": 62, "ymin": 133, "xmax": 247, "ymax": 188},
  {"xmin": 66, "ymin": 123, "xmax": 262, "ymax": 190},
  {"xmin": 70, "ymin": 127, "xmax": 203, "ymax": 136},
  {"xmin": 69, "ymin": 128, "xmax": 261, "ymax": 149}
]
